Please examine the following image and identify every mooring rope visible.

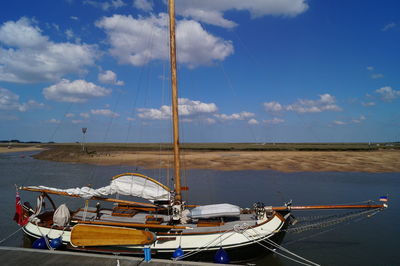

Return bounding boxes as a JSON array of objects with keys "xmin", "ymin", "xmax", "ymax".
[
  {"xmin": 33, "ymin": 220, "xmax": 54, "ymax": 250},
  {"xmin": 244, "ymin": 231, "xmax": 319, "ymax": 266},
  {"xmin": 175, "ymin": 221, "xmax": 284, "ymax": 261},
  {"xmin": 173, "ymin": 228, "xmax": 237, "ymax": 260},
  {"xmin": 254, "ymin": 232, "xmax": 319, "ymax": 266},
  {"xmin": 0, "ymin": 226, "xmax": 24, "ymax": 245},
  {"xmin": 232, "ymin": 222, "xmax": 320, "ymax": 266},
  {"xmin": 240, "ymin": 228, "xmax": 320, "ymax": 266},
  {"xmin": 174, "ymin": 232, "xmax": 233, "ymax": 260}
]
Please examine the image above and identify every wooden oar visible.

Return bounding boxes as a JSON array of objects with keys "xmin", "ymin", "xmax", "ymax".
[{"xmin": 70, "ymin": 224, "xmax": 156, "ymax": 247}]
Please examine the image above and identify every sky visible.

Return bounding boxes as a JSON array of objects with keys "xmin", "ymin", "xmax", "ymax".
[{"xmin": 0, "ymin": 0, "xmax": 399, "ymax": 143}]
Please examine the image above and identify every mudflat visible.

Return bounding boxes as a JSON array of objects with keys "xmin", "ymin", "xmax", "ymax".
[
  {"xmin": 34, "ymin": 149, "xmax": 400, "ymax": 173},
  {"xmin": 0, "ymin": 146, "xmax": 43, "ymax": 154}
]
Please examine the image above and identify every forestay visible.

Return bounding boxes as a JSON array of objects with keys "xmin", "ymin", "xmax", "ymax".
[{"xmin": 24, "ymin": 173, "xmax": 171, "ymax": 202}]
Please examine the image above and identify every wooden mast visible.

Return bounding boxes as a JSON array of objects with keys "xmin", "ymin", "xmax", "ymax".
[{"xmin": 169, "ymin": 0, "xmax": 182, "ymax": 203}]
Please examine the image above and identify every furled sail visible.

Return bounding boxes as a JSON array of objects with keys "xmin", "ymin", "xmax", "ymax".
[{"xmin": 23, "ymin": 173, "xmax": 171, "ymax": 202}]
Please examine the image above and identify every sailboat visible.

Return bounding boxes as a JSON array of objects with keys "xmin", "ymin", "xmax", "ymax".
[{"xmin": 16, "ymin": 0, "xmax": 388, "ymax": 263}]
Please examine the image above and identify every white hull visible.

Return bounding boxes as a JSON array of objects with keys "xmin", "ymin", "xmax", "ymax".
[{"xmin": 23, "ymin": 212, "xmax": 286, "ymax": 257}]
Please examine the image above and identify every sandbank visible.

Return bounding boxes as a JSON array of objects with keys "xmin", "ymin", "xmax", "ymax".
[
  {"xmin": 0, "ymin": 146, "xmax": 43, "ymax": 154},
  {"xmin": 34, "ymin": 149, "xmax": 400, "ymax": 173}
]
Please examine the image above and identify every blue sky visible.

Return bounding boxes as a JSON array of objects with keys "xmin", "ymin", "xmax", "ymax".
[{"xmin": 0, "ymin": 0, "xmax": 399, "ymax": 143}]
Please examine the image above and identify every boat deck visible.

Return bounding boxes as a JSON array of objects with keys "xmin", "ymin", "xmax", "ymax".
[{"xmin": 71, "ymin": 208, "xmax": 258, "ymax": 233}]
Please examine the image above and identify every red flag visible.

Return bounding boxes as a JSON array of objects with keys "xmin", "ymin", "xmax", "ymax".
[{"xmin": 13, "ymin": 190, "xmax": 29, "ymax": 226}]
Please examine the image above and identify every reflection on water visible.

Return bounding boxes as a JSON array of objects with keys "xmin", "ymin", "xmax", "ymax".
[{"xmin": 0, "ymin": 151, "xmax": 399, "ymax": 265}]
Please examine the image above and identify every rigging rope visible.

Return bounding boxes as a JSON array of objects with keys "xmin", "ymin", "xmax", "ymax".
[
  {"xmin": 173, "ymin": 206, "xmax": 380, "ymax": 263},
  {"xmin": 283, "ymin": 207, "xmax": 384, "ymax": 246},
  {"xmin": 284, "ymin": 207, "xmax": 384, "ymax": 234}
]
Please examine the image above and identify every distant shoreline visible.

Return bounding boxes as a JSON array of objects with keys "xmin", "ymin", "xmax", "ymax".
[
  {"xmin": 0, "ymin": 146, "xmax": 43, "ymax": 154},
  {"xmin": 27, "ymin": 143, "xmax": 400, "ymax": 173}
]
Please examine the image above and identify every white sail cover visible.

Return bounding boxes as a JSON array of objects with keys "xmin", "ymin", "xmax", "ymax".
[
  {"xmin": 190, "ymin": 203, "xmax": 241, "ymax": 219},
  {"xmin": 25, "ymin": 173, "xmax": 170, "ymax": 201}
]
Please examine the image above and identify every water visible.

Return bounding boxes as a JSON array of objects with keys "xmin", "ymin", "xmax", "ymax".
[{"xmin": 1, "ymin": 151, "xmax": 399, "ymax": 265}]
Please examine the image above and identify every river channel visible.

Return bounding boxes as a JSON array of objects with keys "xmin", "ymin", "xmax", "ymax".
[{"xmin": 0, "ymin": 151, "xmax": 399, "ymax": 265}]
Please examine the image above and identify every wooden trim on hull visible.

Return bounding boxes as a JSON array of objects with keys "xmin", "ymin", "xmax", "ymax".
[{"xmin": 75, "ymin": 220, "xmax": 189, "ymax": 230}]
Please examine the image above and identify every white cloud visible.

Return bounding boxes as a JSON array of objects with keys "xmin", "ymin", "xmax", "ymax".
[
  {"xmin": 264, "ymin": 101, "xmax": 283, "ymax": 112},
  {"xmin": 0, "ymin": 88, "xmax": 44, "ymax": 111},
  {"xmin": 65, "ymin": 113, "xmax": 75, "ymax": 118},
  {"xmin": 214, "ymin": 111, "xmax": 254, "ymax": 121},
  {"xmin": 80, "ymin": 112, "xmax": 90, "ymax": 118},
  {"xmin": 98, "ymin": 70, "xmax": 124, "ymax": 85},
  {"xmin": 70, "ymin": 16, "xmax": 79, "ymax": 21},
  {"xmin": 333, "ymin": 115, "xmax": 366, "ymax": 126},
  {"xmin": 133, "ymin": 0, "xmax": 153, "ymax": 11},
  {"xmin": 371, "ymin": 73, "xmax": 384, "ymax": 79},
  {"xmin": 178, "ymin": 98, "xmax": 218, "ymax": 115},
  {"xmin": 181, "ymin": 118, "xmax": 193, "ymax": 123},
  {"xmin": 84, "ymin": 0, "xmax": 125, "ymax": 10},
  {"xmin": 264, "ymin": 94, "xmax": 342, "ymax": 115},
  {"xmin": 65, "ymin": 29, "xmax": 74, "ymax": 40},
  {"xmin": 248, "ymin": 118, "xmax": 259, "ymax": 125},
  {"xmin": 43, "ymin": 79, "xmax": 111, "ymax": 103},
  {"xmin": 367, "ymin": 66, "xmax": 384, "ymax": 79},
  {"xmin": 175, "ymin": 0, "xmax": 309, "ymax": 28},
  {"xmin": 177, "ymin": 7, "xmax": 237, "ymax": 29},
  {"xmin": 382, "ymin": 22, "xmax": 396, "ymax": 31},
  {"xmin": 127, "ymin": 117, "xmax": 135, "ymax": 121},
  {"xmin": 137, "ymin": 107, "xmax": 169, "ymax": 120},
  {"xmin": 21, "ymin": 100, "xmax": 44, "ymax": 111},
  {"xmin": 137, "ymin": 98, "xmax": 217, "ymax": 120},
  {"xmin": 72, "ymin": 119, "xmax": 84, "ymax": 124},
  {"xmin": 0, "ymin": 88, "xmax": 24, "ymax": 111},
  {"xmin": 286, "ymin": 94, "xmax": 342, "ymax": 113},
  {"xmin": 51, "ymin": 23, "xmax": 60, "ymax": 32},
  {"xmin": 0, "ymin": 17, "xmax": 98, "ymax": 83},
  {"xmin": 205, "ymin": 118, "xmax": 216, "ymax": 124},
  {"xmin": 352, "ymin": 115, "xmax": 366, "ymax": 124},
  {"xmin": 47, "ymin": 118, "xmax": 61, "ymax": 124},
  {"xmin": 0, "ymin": 17, "xmax": 47, "ymax": 48},
  {"xmin": 362, "ymin": 101, "xmax": 376, "ymax": 107},
  {"xmin": 264, "ymin": 118, "xmax": 284, "ymax": 125},
  {"xmin": 96, "ymin": 14, "xmax": 233, "ymax": 68},
  {"xmin": 91, "ymin": 108, "xmax": 120, "ymax": 118},
  {"xmin": 375, "ymin": 86, "xmax": 400, "ymax": 101},
  {"xmin": 333, "ymin": 120, "xmax": 346, "ymax": 125}
]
